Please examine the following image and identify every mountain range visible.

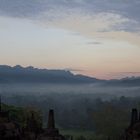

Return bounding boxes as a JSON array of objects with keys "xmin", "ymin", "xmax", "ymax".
[
  {"xmin": 0, "ymin": 65, "xmax": 99, "ymax": 84},
  {"xmin": 0, "ymin": 65, "xmax": 140, "ymax": 86}
]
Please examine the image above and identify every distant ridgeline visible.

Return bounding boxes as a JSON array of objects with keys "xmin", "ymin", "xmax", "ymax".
[
  {"xmin": 0, "ymin": 65, "xmax": 140, "ymax": 86},
  {"xmin": 0, "ymin": 65, "xmax": 99, "ymax": 83}
]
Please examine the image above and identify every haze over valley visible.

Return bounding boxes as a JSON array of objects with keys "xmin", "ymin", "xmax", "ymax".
[{"xmin": 0, "ymin": 0, "xmax": 140, "ymax": 139}]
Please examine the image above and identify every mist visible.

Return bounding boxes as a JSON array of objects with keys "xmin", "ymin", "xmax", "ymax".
[
  {"xmin": 0, "ymin": 83, "xmax": 140, "ymax": 138},
  {"xmin": 0, "ymin": 83, "xmax": 140, "ymax": 98}
]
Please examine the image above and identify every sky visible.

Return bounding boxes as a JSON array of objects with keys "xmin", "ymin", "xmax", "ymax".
[{"xmin": 0, "ymin": 0, "xmax": 140, "ymax": 79}]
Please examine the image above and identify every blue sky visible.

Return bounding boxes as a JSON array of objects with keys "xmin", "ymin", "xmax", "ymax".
[{"xmin": 0, "ymin": 0, "xmax": 140, "ymax": 79}]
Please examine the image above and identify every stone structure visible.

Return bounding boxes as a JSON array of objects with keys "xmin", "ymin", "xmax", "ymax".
[
  {"xmin": 122, "ymin": 108, "xmax": 140, "ymax": 140},
  {"xmin": 38, "ymin": 109, "xmax": 65, "ymax": 140},
  {"xmin": 0, "ymin": 96, "xmax": 65, "ymax": 140}
]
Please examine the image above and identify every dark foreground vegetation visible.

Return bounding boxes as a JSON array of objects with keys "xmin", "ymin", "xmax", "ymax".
[
  {"xmin": 0, "ymin": 103, "xmax": 42, "ymax": 128},
  {"xmin": 1, "ymin": 94, "xmax": 140, "ymax": 140}
]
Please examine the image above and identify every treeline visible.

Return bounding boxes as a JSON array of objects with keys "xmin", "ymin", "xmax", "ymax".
[
  {"xmin": 2, "ymin": 94, "xmax": 140, "ymax": 139},
  {"xmin": 0, "ymin": 103, "xmax": 42, "ymax": 129}
]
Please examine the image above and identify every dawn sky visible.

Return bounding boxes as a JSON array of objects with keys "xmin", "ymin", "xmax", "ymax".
[{"xmin": 0, "ymin": 0, "xmax": 140, "ymax": 79}]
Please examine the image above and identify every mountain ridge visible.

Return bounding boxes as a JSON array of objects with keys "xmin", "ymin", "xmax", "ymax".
[
  {"xmin": 0, "ymin": 65, "xmax": 100, "ymax": 83},
  {"xmin": 0, "ymin": 65, "xmax": 140, "ymax": 86}
]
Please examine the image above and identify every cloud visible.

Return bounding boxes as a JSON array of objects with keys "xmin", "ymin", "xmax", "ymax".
[
  {"xmin": 0, "ymin": 0, "xmax": 43, "ymax": 18},
  {"xmin": 118, "ymin": 72, "xmax": 140, "ymax": 74},
  {"xmin": 65, "ymin": 68, "xmax": 84, "ymax": 72},
  {"xmin": 87, "ymin": 41, "xmax": 102, "ymax": 45},
  {"xmin": 0, "ymin": 0, "xmax": 140, "ymax": 32},
  {"xmin": 108, "ymin": 71, "xmax": 140, "ymax": 79}
]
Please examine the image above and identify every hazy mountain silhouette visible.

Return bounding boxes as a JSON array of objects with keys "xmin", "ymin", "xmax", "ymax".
[
  {"xmin": 0, "ymin": 65, "xmax": 140, "ymax": 86},
  {"xmin": 104, "ymin": 77, "xmax": 140, "ymax": 87},
  {"xmin": 0, "ymin": 65, "xmax": 99, "ymax": 83}
]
